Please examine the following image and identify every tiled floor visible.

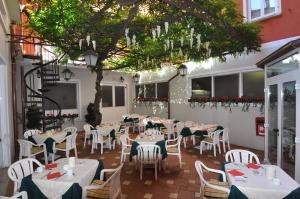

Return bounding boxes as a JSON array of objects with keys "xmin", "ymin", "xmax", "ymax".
[{"xmin": 4, "ymin": 132, "xmax": 263, "ymax": 198}]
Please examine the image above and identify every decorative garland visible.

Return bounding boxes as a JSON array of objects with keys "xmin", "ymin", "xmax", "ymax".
[{"xmin": 188, "ymin": 96, "xmax": 264, "ymax": 112}]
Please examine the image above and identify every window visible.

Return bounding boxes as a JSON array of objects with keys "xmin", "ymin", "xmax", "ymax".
[
  {"xmin": 102, "ymin": 85, "xmax": 113, "ymax": 107},
  {"xmin": 215, "ymin": 74, "xmax": 239, "ymax": 97},
  {"xmin": 247, "ymin": 0, "xmax": 280, "ymax": 22},
  {"xmin": 267, "ymin": 53, "xmax": 300, "ymax": 78},
  {"xmin": 243, "ymin": 71, "xmax": 264, "ymax": 96},
  {"xmin": 157, "ymin": 82, "xmax": 169, "ymax": 98},
  {"xmin": 115, "ymin": 86, "xmax": 125, "ymax": 106},
  {"xmin": 192, "ymin": 77, "xmax": 211, "ymax": 97},
  {"xmin": 135, "ymin": 85, "xmax": 144, "ymax": 98},
  {"xmin": 145, "ymin": 84, "xmax": 156, "ymax": 98},
  {"xmin": 44, "ymin": 83, "xmax": 77, "ymax": 110}
]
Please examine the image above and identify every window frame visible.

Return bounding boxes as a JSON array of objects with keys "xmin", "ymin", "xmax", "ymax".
[
  {"xmin": 101, "ymin": 83, "xmax": 127, "ymax": 108},
  {"xmin": 244, "ymin": 0, "xmax": 281, "ymax": 22},
  {"xmin": 135, "ymin": 81, "xmax": 168, "ymax": 99}
]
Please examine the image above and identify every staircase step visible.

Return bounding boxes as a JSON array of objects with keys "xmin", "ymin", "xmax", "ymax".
[
  {"xmin": 38, "ymin": 88, "xmax": 51, "ymax": 92},
  {"xmin": 43, "ymin": 78, "xmax": 60, "ymax": 82},
  {"xmin": 25, "ymin": 101, "xmax": 43, "ymax": 104},
  {"xmin": 28, "ymin": 94, "xmax": 43, "ymax": 98}
]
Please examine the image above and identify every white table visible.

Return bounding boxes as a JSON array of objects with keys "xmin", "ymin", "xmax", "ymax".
[
  {"xmin": 135, "ymin": 134, "xmax": 165, "ymax": 145},
  {"xmin": 32, "ymin": 158, "xmax": 98, "ymax": 199},
  {"xmin": 32, "ymin": 131, "xmax": 67, "ymax": 145},
  {"xmin": 225, "ymin": 163, "xmax": 299, "ymax": 199}
]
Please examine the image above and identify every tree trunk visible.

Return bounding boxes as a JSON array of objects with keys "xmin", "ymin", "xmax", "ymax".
[{"xmin": 93, "ymin": 67, "xmax": 103, "ymax": 125}]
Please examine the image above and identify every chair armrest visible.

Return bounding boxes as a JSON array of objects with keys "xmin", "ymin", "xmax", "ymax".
[
  {"xmin": 166, "ymin": 144, "xmax": 178, "ymax": 149},
  {"xmin": 202, "ymin": 164, "xmax": 227, "ymax": 182},
  {"xmin": 100, "ymin": 168, "xmax": 118, "ymax": 180},
  {"xmin": 166, "ymin": 137, "xmax": 178, "ymax": 144},
  {"xmin": 206, "ymin": 183, "xmax": 230, "ymax": 194}
]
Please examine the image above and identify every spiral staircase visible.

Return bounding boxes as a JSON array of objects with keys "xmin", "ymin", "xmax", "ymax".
[{"xmin": 24, "ymin": 48, "xmax": 63, "ymax": 131}]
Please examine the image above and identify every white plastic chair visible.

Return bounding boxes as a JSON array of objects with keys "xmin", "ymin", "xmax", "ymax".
[
  {"xmin": 185, "ymin": 121, "xmax": 194, "ymax": 127},
  {"xmin": 195, "ymin": 161, "xmax": 230, "ymax": 198},
  {"xmin": 91, "ymin": 129, "xmax": 111, "ymax": 154},
  {"xmin": 83, "ymin": 124, "xmax": 94, "ymax": 148},
  {"xmin": 83, "ymin": 164, "xmax": 124, "ymax": 199},
  {"xmin": 166, "ymin": 135, "xmax": 183, "ymax": 168},
  {"xmin": 220, "ymin": 128, "xmax": 231, "ymax": 152},
  {"xmin": 53, "ymin": 133, "xmax": 78, "ymax": 159},
  {"xmin": 225, "ymin": 149, "xmax": 260, "ymax": 164},
  {"xmin": 144, "ymin": 129, "xmax": 161, "ymax": 136},
  {"xmin": 163, "ymin": 122, "xmax": 176, "ymax": 140},
  {"xmin": 200, "ymin": 130, "xmax": 222, "ymax": 157},
  {"xmin": 23, "ymin": 129, "xmax": 42, "ymax": 138},
  {"xmin": 8, "ymin": 158, "xmax": 44, "ymax": 194},
  {"xmin": 17, "ymin": 139, "xmax": 48, "ymax": 164},
  {"xmin": 6, "ymin": 191, "xmax": 28, "ymax": 199},
  {"xmin": 63, "ymin": 126, "xmax": 77, "ymax": 135},
  {"xmin": 137, "ymin": 145, "xmax": 161, "ymax": 180},
  {"xmin": 119, "ymin": 134, "xmax": 135, "ymax": 163}
]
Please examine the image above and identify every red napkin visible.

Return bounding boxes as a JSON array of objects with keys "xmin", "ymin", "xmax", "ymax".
[
  {"xmin": 228, "ymin": 169, "xmax": 244, "ymax": 176},
  {"xmin": 47, "ymin": 172, "xmax": 61, "ymax": 180},
  {"xmin": 45, "ymin": 163, "xmax": 58, "ymax": 170},
  {"xmin": 247, "ymin": 163, "xmax": 261, "ymax": 169}
]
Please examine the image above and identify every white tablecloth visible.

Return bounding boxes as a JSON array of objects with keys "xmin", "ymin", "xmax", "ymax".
[
  {"xmin": 32, "ymin": 131, "xmax": 67, "ymax": 145},
  {"xmin": 32, "ymin": 158, "xmax": 98, "ymax": 199},
  {"xmin": 225, "ymin": 163, "xmax": 299, "ymax": 199},
  {"xmin": 135, "ymin": 135, "xmax": 165, "ymax": 145}
]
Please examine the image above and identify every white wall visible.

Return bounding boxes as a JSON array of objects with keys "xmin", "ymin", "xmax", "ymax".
[
  {"xmin": 58, "ymin": 67, "xmax": 133, "ymax": 131},
  {"xmin": 0, "ymin": 0, "xmax": 19, "ymax": 167},
  {"xmin": 132, "ymin": 36, "xmax": 300, "ymax": 151}
]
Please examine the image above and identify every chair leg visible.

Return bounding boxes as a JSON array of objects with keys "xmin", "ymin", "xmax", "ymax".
[
  {"xmin": 155, "ymin": 163, "xmax": 157, "ymax": 180},
  {"xmin": 227, "ymin": 141, "xmax": 231, "ymax": 150},
  {"xmin": 51, "ymin": 153, "xmax": 55, "ymax": 163},
  {"xmin": 101, "ymin": 144, "xmax": 103, "ymax": 155},
  {"xmin": 218, "ymin": 143, "xmax": 221, "ymax": 154},
  {"xmin": 213, "ymin": 145, "xmax": 216, "ymax": 157},
  {"xmin": 179, "ymin": 154, "xmax": 182, "ymax": 168},
  {"xmin": 74, "ymin": 147, "xmax": 78, "ymax": 158},
  {"xmin": 44, "ymin": 150, "xmax": 48, "ymax": 164},
  {"xmin": 83, "ymin": 136, "xmax": 86, "ymax": 148},
  {"xmin": 183, "ymin": 137, "xmax": 187, "ymax": 148},
  {"xmin": 91, "ymin": 143, "xmax": 94, "ymax": 154},
  {"xmin": 66, "ymin": 150, "xmax": 69, "ymax": 158},
  {"xmin": 223, "ymin": 141, "xmax": 226, "ymax": 153},
  {"xmin": 200, "ymin": 143, "xmax": 203, "ymax": 154},
  {"xmin": 140, "ymin": 163, "xmax": 143, "ymax": 180},
  {"xmin": 192, "ymin": 135, "xmax": 195, "ymax": 145}
]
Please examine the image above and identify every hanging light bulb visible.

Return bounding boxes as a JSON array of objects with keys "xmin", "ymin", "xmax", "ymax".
[
  {"xmin": 126, "ymin": 36, "xmax": 131, "ymax": 47},
  {"xmin": 166, "ymin": 39, "xmax": 170, "ymax": 49},
  {"xmin": 196, "ymin": 34, "xmax": 201, "ymax": 51},
  {"xmin": 132, "ymin": 34, "xmax": 136, "ymax": 46},
  {"xmin": 92, "ymin": 40, "xmax": 96, "ymax": 50},
  {"xmin": 125, "ymin": 28, "xmax": 129, "ymax": 37},
  {"xmin": 157, "ymin": 25, "xmax": 161, "ymax": 37},
  {"xmin": 170, "ymin": 40, "xmax": 174, "ymax": 50},
  {"xmin": 180, "ymin": 36, "xmax": 184, "ymax": 47},
  {"xmin": 79, "ymin": 39, "xmax": 83, "ymax": 50},
  {"xmin": 164, "ymin": 44, "xmax": 167, "ymax": 51},
  {"xmin": 152, "ymin": 29, "xmax": 156, "ymax": 40},
  {"xmin": 179, "ymin": 48, "xmax": 183, "ymax": 56},
  {"xmin": 164, "ymin": 22, "xmax": 169, "ymax": 34},
  {"xmin": 86, "ymin": 35, "xmax": 90, "ymax": 46}
]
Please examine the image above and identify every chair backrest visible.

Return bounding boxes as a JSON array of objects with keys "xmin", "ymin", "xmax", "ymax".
[
  {"xmin": 23, "ymin": 129, "xmax": 41, "ymax": 139},
  {"xmin": 120, "ymin": 134, "xmax": 130, "ymax": 149},
  {"xmin": 18, "ymin": 139, "xmax": 33, "ymax": 157},
  {"xmin": 8, "ymin": 191, "xmax": 28, "ymax": 199},
  {"xmin": 83, "ymin": 124, "xmax": 94, "ymax": 134},
  {"xmin": 8, "ymin": 158, "xmax": 43, "ymax": 193},
  {"xmin": 211, "ymin": 130, "xmax": 222, "ymax": 144},
  {"xmin": 225, "ymin": 149, "xmax": 260, "ymax": 164},
  {"xmin": 176, "ymin": 122, "xmax": 185, "ymax": 134},
  {"xmin": 124, "ymin": 126, "xmax": 130, "ymax": 136},
  {"xmin": 185, "ymin": 121, "xmax": 194, "ymax": 127},
  {"xmin": 137, "ymin": 145, "xmax": 160, "ymax": 163},
  {"xmin": 65, "ymin": 133, "xmax": 77, "ymax": 150},
  {"xmin": 195, "ymin": 161, "xmax": 230, "ymax": 195},
  {"xmin": 108, "ymin": 164, "xmax": 124, "ymax": 199},
  {"xmin": 144, "ymin": 129, "xmax": 161, "ymax": 136},
  {"xmin": 63, "ymin": 127, "xmax": 77, "ymax": 135},
  {"xmin": 222, "ymin": 128, "xmax": 229, "ymax": 140}
]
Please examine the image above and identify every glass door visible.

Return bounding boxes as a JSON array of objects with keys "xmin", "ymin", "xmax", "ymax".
[
  {"xmin": 268, "ymin": 84, "xmax": 278, "ymax": 164},
  {"xmin": 281, "ymin": 81, "xmax": 296, "ymax": 178}
]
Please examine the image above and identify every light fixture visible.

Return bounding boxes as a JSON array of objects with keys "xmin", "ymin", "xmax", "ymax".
[
  {"xmin": 178, "ymin": 64, "xmax": 188, "ymax": 76},
  {"xmin": 133, "ymin": 73, "xmax": 140, "ymax": 83},
  {"xmin": 36, "ymin": 70, "xmax": 41, "ymax": 78},
  {"xmin": 120, "ymin": 76, "xmax": 124, "ymax": 83},
  {"xmin": 84, "ymin": 50, "xmax": 98, "ymax": 67},
  {"xmin": 62, "ymin": 64, "xmax": 73, "ymax": 81}
]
